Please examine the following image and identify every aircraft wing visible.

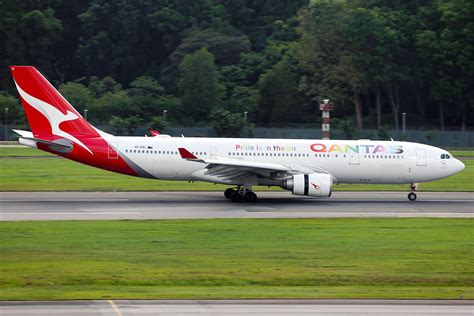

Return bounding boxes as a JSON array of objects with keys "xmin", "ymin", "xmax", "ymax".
[{"xmin": 178, "ymin": 147, "xmax": 328, "ymax": 180}]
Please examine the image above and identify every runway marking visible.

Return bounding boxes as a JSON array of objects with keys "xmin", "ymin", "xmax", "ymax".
[
  {"xmin": 244, "ymin": 207, "xmax": 275, "ymax": 211},
  {"xmin": 419, "ymin": 199, "xmax": 473, "ymax": 202},
  {"xmin": 108, "ymin": 300, "xmax": 123, "ymax": 316},
  {"xmin": 2, "ymin": 199, "xmax": 130, "ymax": 202},
  {"xmin": 0, "ymin": 212, "xmax": 141, "ymax": 215}
]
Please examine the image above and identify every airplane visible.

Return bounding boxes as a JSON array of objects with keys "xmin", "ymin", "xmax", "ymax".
[{"xmin": 9, "ymin": 66, "xmax": 465, "ymax": 202}]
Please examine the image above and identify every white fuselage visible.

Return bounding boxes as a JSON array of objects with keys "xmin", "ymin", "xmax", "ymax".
[{"xmin": 107, "ymin": 136, "xmax": 464, "ymax": 185}]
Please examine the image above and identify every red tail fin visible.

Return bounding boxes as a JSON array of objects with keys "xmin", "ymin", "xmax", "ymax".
[{"xmin": 10, "ymin": 66, "xmax": 99, "ymax": 153}]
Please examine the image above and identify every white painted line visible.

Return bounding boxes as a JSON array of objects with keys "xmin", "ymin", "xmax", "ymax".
[
  {"xmin": 0, "ymin": 212, "xmax": 141, "ymax": 215},
  {"xmin": 108, "ymin": 300, "xmax": 123, "ymax": 316},
  {"xmin": 2, "ymin": 199, "xmax": 130, "ymax": 202},
  {"xmin": 244, "ymin": 207, "xmax": 275, "ymax": 211},
  {"xmin": 419, "ymin": 199, "xmax": 474, "ymax": 202}
]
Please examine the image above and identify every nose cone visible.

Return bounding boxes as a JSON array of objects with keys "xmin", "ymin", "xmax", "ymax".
[{"xmin": 453, "ymin": 159, "xmax": 465, "ymax": 174}]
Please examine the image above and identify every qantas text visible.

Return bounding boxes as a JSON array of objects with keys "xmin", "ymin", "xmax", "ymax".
[{"xmin": 310, "ymin": 143, "xmax": 403, "ymax": 154}]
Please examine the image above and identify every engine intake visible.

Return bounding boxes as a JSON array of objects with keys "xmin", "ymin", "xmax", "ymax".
[{"xmin": 283, "ymin": 173, "xmax": 332, "ymax": 197}]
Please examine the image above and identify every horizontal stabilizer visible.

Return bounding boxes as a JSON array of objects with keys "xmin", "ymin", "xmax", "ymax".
[
  {"xmin": 20, "ymin": 136, "xmax": 72, "ymax": 149},
  {"xmin": 12, "ymin": 129, "xmax": 33, "ymax": 138}
]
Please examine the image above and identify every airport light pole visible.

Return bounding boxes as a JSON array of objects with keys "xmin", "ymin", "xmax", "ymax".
[
  {"xmin": 4, "ymin": 107, "xmax": 9, "ymax": 140},
  {"xmin": 319, "ymin": 99, "xmax": 333, "ymax": 140},
  {"xmin": 163, "ymin": 109, "xmax": 167, "ymax": 122},
  {"xmin": 402, "ymin": 112, "xmax": 407, "ymax": 136},
  {"xmin": 243, "ymin": 111, "xmax": 248, "ymax": 137},
  {"xmin": 83, "ymin": 109, "xmax": 88, "ymax": 121}
]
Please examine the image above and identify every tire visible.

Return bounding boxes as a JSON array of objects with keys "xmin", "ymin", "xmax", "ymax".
[
  {"xmin": 408, "ymin": 192, "xmax": 417, "ymax": 201},
  {"xmin": 224, "ymin": 188, "xmax": 235, "ymax": 199},
  {"xmin": 230, "ymin": 191, "xmax": 243, "ymax": 203},
  {"xmin": 244, "ymin": 191, "xmax": 258, "ymax": 203}
]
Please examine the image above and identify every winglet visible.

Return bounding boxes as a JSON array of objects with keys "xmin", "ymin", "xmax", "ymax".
[
  {"xmin": 149, "ymin": 129, "xmax": 160, "ymax": 136},
  {"xmin": 178, "ymin": 148, "xmax": 198, "ymax": 160}
]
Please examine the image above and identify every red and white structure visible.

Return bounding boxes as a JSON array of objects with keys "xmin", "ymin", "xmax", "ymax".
[{"xmin": 320, "ymin": 99, "xmax": 333, "ymax": 140}]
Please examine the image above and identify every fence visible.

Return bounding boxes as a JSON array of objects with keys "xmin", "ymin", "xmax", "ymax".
[{"xmin": 165, "ymin": 127, "xmax": 474, "ymax": 147}]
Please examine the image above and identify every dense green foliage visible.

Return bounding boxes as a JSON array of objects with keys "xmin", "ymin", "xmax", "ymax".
[
  {"xmin": 0, "ymin": 219, "xmax": 472, "ymax": 299},
  {"xmin": 0, "ymin": 0, "xmax": 472, "ymax": 135}
]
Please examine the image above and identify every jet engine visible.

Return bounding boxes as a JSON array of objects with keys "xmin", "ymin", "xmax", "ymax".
[{"xmin": 282, "ymin": 173, "xmax": 333, "ymax": 197}]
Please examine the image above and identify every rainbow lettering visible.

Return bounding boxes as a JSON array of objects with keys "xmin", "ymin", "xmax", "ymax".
[
  {"xmin": 310, "ymin": 143, "xmax": 403, "ymax": 154},
  {"xmin": 235, "ymin": 144, "xmax": 296, "ymax": 152}
]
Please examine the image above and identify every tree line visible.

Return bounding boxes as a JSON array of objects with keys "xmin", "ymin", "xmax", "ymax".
[{"xmin": 0, "ymin": 0, "xmax": 472, "ymax": 137}]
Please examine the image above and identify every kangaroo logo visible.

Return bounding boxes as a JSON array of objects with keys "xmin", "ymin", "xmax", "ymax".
[
  {"xmin": 14, "ymin": 82, "xmax": 93, "ymax": 154},
  {"xmin": 311, "ymin": 182, "xmax": 320, "ymax": 190}
]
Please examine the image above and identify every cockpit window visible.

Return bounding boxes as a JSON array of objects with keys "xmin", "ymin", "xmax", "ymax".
[
  {"xmin": 446, "ymin": 154, "xmax": 450, "ymax": 159},
  {"xmin": 440, "ymin": 154, "xmax": 451, "ymax": 159}
]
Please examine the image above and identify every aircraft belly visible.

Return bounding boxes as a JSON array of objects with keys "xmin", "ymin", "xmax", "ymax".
[{"xmin": 153, "ymin": 159, "xmax": 199, "ymax": 180}]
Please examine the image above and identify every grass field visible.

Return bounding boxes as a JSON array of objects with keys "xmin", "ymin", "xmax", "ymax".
[
  {"xmin": 0, "ymin": 147, "xmax": 54, "ymax": 157},
  {"xmin": 1, "ymin": 146, "xmax": 473, "ymax": 191},
  {"xmin": 0, "ymin": 218, "xmax": 472, "ymax": 300},
  {"xmin": 451, "ymin": 151, "xmax": 474, "ymax": 157}
]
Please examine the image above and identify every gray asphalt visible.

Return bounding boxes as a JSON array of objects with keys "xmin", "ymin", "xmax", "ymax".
[
  {"xmin": 0, "ymin": 300, "xmax": 472, "ymax": 316},
  {"xmin": 0, "ymin": 191, "xmax": 472, "ymax": 220}
]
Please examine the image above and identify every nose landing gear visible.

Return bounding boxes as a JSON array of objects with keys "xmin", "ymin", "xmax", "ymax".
[
  {"xmin": 408, "ymin": 183, "xmax": 418, "ymax": 201},
  {"xmin": 224, "ymin": 186, "xmax": 258, "ymax": 202}
]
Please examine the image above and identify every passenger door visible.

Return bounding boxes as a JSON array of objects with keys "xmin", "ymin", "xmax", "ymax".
[
  {"xmin": 210, "ymin": 147, "xmax": 217, "ymax": 159},
  {"xmin": 348, "ymin": 150, "xmax": 360, "ymax": 165},
  {"xmin": 108, "ymin": 142, "xmax": 119, "ymax": 159},
  {"xmin": 416, "ymin": 148, "xmax": 427, "ymax": 166}
]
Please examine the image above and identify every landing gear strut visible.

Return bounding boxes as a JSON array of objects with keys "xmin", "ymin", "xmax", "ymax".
[
  {"xmin": 408, "ymin": 183, "xmax": 418, "ymax": 201},
  {"xmin": 224, "ymin": 186, "xmax": 258, "ymax": 202}
]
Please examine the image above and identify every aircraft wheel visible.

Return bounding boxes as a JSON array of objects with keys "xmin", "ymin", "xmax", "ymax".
[
  {"xmin": 224, "ymin": 188, "xmax": 235, "ymax": 199},
  {"xmin": 244, "ymin": 191, "xmax": 258, "ymax": 203},
  {"xmin": 408, "ymin": 192, "xmax": 417, "ymax": 201},
  {"xmin": 230, "ymin": 191, "xmax": 244, "ymax": 203}
]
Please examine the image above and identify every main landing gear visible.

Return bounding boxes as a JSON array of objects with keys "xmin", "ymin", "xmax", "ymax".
[
  {"xmin": 224, "ymin": 187, "xmax": 257, "ymax": 203},
  {"xmin": 408, "ymin": 183, "xmax": 418, "ymax": 201}
]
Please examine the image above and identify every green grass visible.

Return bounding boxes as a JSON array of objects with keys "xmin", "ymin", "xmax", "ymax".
[
  {"xmin": 0, "ymin": 146, "xmax": 54, "ymax": 157},
  {"xmin": 1, "ymin": 147, "xmax": 472, "ymax": 191},
  {"xmin": 0, "ymin": 157, "xmax": 240, "ymax": 191},
  {"xmin": 0, "ymin": 218, "xmax": 472, "ymax": 300},
  {"xmin": 451, "ymin": 151, "xmax": 474, "ymax": 157}
]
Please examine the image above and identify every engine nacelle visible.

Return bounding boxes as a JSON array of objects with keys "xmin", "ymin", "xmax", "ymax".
[{"xmin": 283, "ymin": 173, "xmax": 333, "ymax": 197}]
